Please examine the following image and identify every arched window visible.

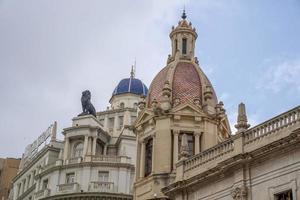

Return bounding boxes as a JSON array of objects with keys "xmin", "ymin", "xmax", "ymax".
[
  {"xmin": 120, "ymin": 102, "xmax": 125, "ymax": 109},
  {"xmin": 175, "ymin": 39, "xmax": 178, "ymax": 50},
  {"xmin": 133, "ymin": 103, "xmax": 138, "ymax": 109},
  {"xmin": 73, "ymin": 142, "xmax": 83, "ymax": 158},
  {"xmin": 182, "ymin": 38, "xmax": 187, "ymax": 54}
]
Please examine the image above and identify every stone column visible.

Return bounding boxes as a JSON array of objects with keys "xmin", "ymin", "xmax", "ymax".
[
  {"xmin": 103, "ymin": 144, "xmax": 107, "ymax": 155},
  {"xmin": 30, "ymin": 172, "xmax": 34, "ymax": 186},
  {"xmin": 63, "ymin": 137, "xmax": 70, "ymax": 161},
  {"xmin": 83, "ymin": 135, "xmax": 89, "ymax": 156},
  {"xmin": 173, "ymin": 130, "xmax": 179, "ymax": 168},
  {"xmin": 87, "ymin": 137, "xmax": 92, "ymax": 155},
  {"xmin": 139, "ymin": 141, "xmax": 146, "ymax": 178},
  {"xmin": 26, "ymin": 175, "xmax": 30, "ymax": 189},
  {"xmin": 113, "ymin": 115, "xmax": 119, "ymax": 134},
  {"xmin": 104, "ymin": 115, "xmax": 109, "ymax": 131},
  {"xmin": 151, "ymin": 136, "xmax": 155, "ymax": 174},
  {"xmin": 20, "ymin": 181, "xmax": 24, "ymax": 195},
  {"xmin": 92, "ymin": 137, "xmax": 97, "ymax": 155},
  {"xmin": 194, "ymin": 132, "xmax": 201, "ymax": 154},
  {"xmin": 135, "ymin": 142, "xmax": 141, "ymax": 181}
]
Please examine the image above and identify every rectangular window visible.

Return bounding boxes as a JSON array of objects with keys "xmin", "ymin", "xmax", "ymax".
[
  {"xmin": 109, "ymin": 118, "xmax": 114, "ymax": 128},
  {"xmin": 274, "ymin": 190, "xmax": 293, "ymax": 200},
  {"xmin": 145, "ymin": 138, "xmax": 153, "ymax": 177},
  {"xmin": 98, "ymin": 171, "xmax": 109, "ymax": 182},
  {"xmin": 66, "ymin": 173, "xmax": 75, "ymax": 184},
  {"xmin": 42, "ymin": 179, "xmax": 48, "ymax": 189},
  {"xmin": 119, "ymin": 116, "xmax": 123, "ymax": 129},
  {"xmin": 182, "ymin": 38, "xmax": 187, "ymax": 54}
]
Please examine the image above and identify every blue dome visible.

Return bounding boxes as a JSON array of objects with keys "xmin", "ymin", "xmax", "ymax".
[{"xmin": 112, "ymin": 77, "xmax": 148, "ymax": 97}]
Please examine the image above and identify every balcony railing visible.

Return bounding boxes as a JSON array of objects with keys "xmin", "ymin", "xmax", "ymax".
[
  {"xmin": 88, "ymin": 181, "xmax": 115, "ymax": 193},
  {"xmin": 34, "ymin": 188, "xmax": 50, "ymax": 199},
  {"xmin": 67, "ymin": 157, "xmax": 82, "ymax": 164},
  {"xmin": 57, "ymin": 182, "xmax": 80, "ymax": 193},
  {"xmin": 184, "ymin": 138, "xmax": 234, "ymax": 172},
  {"xmin": 94, "ymin": 155, "xmax": 132, "ymax": 164}
]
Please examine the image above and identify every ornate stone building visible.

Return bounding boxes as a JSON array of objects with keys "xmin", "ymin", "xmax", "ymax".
[
  {"xmin": 134, "ymin": 11, "xmax": 300, "ymax": 200},
  {"xmin": 11, "ymin": 71, "xmax": 148, "ymax": 200}
]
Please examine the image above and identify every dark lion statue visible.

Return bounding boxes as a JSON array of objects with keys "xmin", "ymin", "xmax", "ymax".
[{"xmin": 78, "ymin": 90, "xmax": 96, "ymax": 117}]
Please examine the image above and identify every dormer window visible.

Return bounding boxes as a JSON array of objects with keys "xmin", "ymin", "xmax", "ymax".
[{"xmin": 182, "ymin": 38, "xmax": 187, "ymax": 54}]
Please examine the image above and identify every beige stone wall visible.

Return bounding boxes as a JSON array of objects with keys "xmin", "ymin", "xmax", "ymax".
[{"xmin": 0, "ymin": 158, "xmax": 20, "ymax": 200}]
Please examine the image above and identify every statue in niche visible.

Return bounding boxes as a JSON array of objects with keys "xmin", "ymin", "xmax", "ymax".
[{"xmin": 78, "ymin": 90, "xmax": 96, "ymax": 117}]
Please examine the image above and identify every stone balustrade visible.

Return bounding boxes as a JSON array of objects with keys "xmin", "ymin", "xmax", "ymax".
[
  {"xmin": 67, "ymin": 157, "xmax": 82, "ymax": 164},
  {"xmin": 88, "ymin": 181, "xmax": 115, "ymax": 193},
  {"xmin": 180, "ymin": 105, "xmax": 300, "ymax": 179},
  {"xmin": 244, "ymin": 106, "xmax": 300, "ymax": 145},
  {"xmin": 92, "ymin": 155, "xmax": 131, "ymax": 164},
  {"xmin": 34, "ymin": 188, "xmax": 50, "ymax": 199},
  {"xmin": 184, "ymin": 139, "xmax": 234, "ymax": 172},
  {"xmin": 57, "ymin": 182, "xmax": 80, "ymax": 193}
]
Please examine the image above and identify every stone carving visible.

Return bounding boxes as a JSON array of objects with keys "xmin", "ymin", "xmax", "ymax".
[
  {"xmin": 78, "ymin": 90, "xmax": 96, "ymax": 117},
  {"xmin": 231, "ymin": 186, "xmax": 247, "ymax": 200}
]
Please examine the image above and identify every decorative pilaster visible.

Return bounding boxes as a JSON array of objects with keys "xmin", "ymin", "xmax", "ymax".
[
  {"xmin": 151, "ymin": 136, "xmax": 156, "ymax": 174},
  {"xmin": 140, "ymin": 141, "xmax": 146, "ymax": 178},
  {"xmin": 63, "ymin": 137, "xmax": 70, "ymax": 161},
  {"xmin": 83, "ymin": 136, "xmax": 88, "ymax": 156},
  {"xmin": 92, "ymin": 136, "xmax": 97, "ymax": 155},
  {"xmin": 194, "ymin": 132, "xmax": 201, "ymax": 154},
  {"xmin": 173, "ymin": 130, "xmax": 179, "ymax": 168},
  {"xmin": 103, "ymin": 144, "xmax": 107, "ymax": 155},
  {"xmin": 87, "ymin": 137, "xmax": 92, "ymax": 155}
]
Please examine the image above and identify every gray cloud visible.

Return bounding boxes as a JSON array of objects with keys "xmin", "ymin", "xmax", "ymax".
[{"xmin": 0, "ymin": 0, "xmax": 185, "ymax": 157}]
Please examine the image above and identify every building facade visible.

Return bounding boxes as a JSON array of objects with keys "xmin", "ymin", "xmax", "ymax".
[
  {"xmin": 11, "ymin": 71, "xmax": 148, "ymax": 200},
  {"xmin": 9, "ymin": 10, "xmax": 300, "ymax": 200},
  {"xmin": 0, "ymin": 158, "xmax": 21, "ymax": 200},
  {"xmin": 134, "ymin": 11, "xmax": 300, "ymax": 200}
]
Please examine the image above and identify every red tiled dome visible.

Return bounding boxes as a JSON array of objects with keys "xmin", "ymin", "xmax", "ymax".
[
  {"xmin": 146, "ymin": 62, "xmax": 217, "ymax": 108},
  {"xmin": 172, "ymin": 62, "xmax": 202, "ymax": 104}
]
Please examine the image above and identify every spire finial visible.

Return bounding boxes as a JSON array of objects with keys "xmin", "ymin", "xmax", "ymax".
[
  {"xmin": 235, "ymin": 102, "xmax": 250, "ymax": 133},
  {"xmin": 181, "ymin": 6, "xmax": 187, "ymax": 19},
  {"xmin": 130, "ymin": 60, "xmax": 136, "ymax": 78}
]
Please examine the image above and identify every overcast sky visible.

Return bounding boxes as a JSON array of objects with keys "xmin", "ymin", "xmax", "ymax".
[{"xmin": 0, "ymin": 0, "xmax": 299, "ymax": 158}]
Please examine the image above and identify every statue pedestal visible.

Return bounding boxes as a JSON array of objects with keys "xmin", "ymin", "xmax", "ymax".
[{"xmin": 72, "ymin": 115, "xmax": 102, "ymax": 127}]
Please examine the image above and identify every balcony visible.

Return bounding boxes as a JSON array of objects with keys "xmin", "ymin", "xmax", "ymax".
[
  {"xmin": 88, "ymin": 181, "xmax": 116, "ymax": 193},
  {"xmin": 57, "ymin": 182, "xmax": 80, "ymax": 193},
  {"xmin": 91, "ymin": 155, "xmax": 131, "ymax": 164},
  {"xmin": 34, "ymin": 188, "xmax": 50, "ymax": 200},
  {"xmin": 66, "ymin": 157, "xmax": 82, "ymax": 164}
]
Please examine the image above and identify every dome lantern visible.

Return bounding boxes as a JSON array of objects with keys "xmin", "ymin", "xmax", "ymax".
[{"xmin": 169, "ymin": 10, "xmax": 198, "ymax": 60}]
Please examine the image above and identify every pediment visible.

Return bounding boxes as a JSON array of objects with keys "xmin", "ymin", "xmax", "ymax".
[
  {"xmin": 171, "ymin": 102, "xmax": 204, "ymax": 116},
  {"xmin": 135, "ymin": 109, "xmax": 154, "ymax": 127}
]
